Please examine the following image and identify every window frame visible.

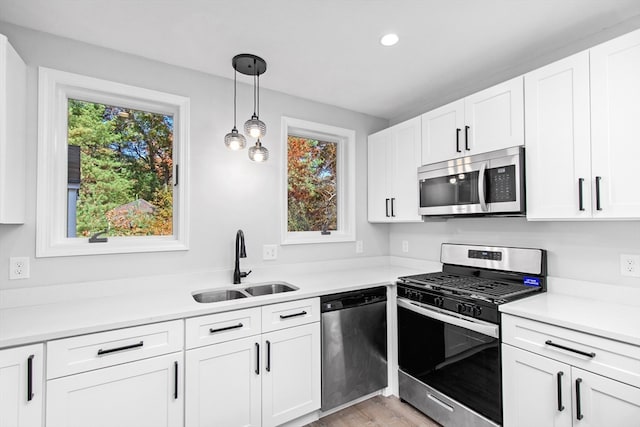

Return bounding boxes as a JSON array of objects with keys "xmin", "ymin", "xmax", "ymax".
[
  {"xmin": 36, "ymin": 67, "xmax": 190, "ymax": 257},
  {"xmin": 281, "ymin": 116, "xmax": 355, "ymax": 245}
]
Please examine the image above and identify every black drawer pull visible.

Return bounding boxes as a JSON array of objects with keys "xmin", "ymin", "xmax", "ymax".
[
  {"xmin": 97, "ymin": 340, "xmax": 144, "ymax": 356},
  {"xmin": 385, "ymin": 198, "xmax": 390, "ymax": 217},
  {"xmin": 464, "ymin": 125, "xmax": 470, "ymax": 151},
  {"xmin": 545, "ymin": 340, "xmax": 595, "ymax": 358},
  {"xmin": 280, "ymin": 311, "xmax": 307, "ymax": 320},
  {"xmin": 210, "ymin": 323, "xmax": 244, "ymax": 334},
  {"xmin": 576, "ymin": 378, "xmax": 584, "ymax": 420},
  {"xmin": 556, "ymin": 371, "xmax": 565, "ymax": 411},
  {"xmin": 391, "ymin": 198, "xmax": 396, "ymax": 217},
  {"xmin": 27, "ymin": 354, "xmax": 34, "ymax": 402},
  {"xmin": 456, "ymin": 128, "xmax": 461, "ymax": 153}
]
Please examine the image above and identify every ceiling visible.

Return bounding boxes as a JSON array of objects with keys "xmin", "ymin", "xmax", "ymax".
[{"xmin": 2, "ymin": 0, "xmax": 640, "ymax": 121}]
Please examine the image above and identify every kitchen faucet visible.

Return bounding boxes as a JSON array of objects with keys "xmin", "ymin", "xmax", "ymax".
[{"xmin": 233, "ymin": 229, "xmax": 251, "ymax": 284}]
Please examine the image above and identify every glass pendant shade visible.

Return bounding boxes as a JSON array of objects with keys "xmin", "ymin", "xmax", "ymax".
[
  {"xmin": 244, "ymin": 114, "xmax": 266, "ymax": 139},
  {"xmin": 248, "ymin": 140, "xmax": 269, "ymax": 162},
  {"xmin": 224, "ymin": 127, "xmax": 246, "ymax": 150}
]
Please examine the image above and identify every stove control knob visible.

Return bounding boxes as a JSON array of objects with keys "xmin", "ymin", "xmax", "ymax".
[
  {"xmin": 456, "ymin": 303, "xmax": 464, "ymax": 313},
  {"xmin": 434, "ymin": 297, "xmax": 444, "ymax": 308},
  {"xmin": 473, "ymin": 306, "xmax": 482, "ymax": 316}
]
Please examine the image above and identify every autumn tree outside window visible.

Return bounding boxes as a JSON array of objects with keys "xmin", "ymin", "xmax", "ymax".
[{"xmin": 281, "ymin": 117, "xmax": 355, "ymax": 245}]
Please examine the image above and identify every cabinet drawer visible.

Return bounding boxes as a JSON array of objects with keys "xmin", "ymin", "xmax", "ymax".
[
  {"xmin": 47, "ymin": 320, "xmax": 183, "ymax": 379},
  {"xmin": 502, "ymin": 314, "xmax": 640, "ymax": 388},
  {"xmin": 261, "ymin": 297, "xmax": 320, "ymax": 333},
  {"xmin": 185, "ymin": 307, "xmax": 261, "ymax": 349}
]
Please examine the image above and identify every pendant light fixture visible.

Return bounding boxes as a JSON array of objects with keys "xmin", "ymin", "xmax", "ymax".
[
  {"xmin": 227, "ymin": 53, "xmax": 269, "ymax": 162},
  {"xmin": 224, "ymin": 65, "xmax": 246, "ymax": 150}
]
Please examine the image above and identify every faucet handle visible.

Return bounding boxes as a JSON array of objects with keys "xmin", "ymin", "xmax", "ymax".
[{"xmin": 240, "ymin": 270, "xmax": 252, "ymax": 278}]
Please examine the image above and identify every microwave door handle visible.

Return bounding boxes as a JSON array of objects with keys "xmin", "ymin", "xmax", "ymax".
[{"xmin": 478, "ymin": 162, "xmax": 488, "ymax": 212}]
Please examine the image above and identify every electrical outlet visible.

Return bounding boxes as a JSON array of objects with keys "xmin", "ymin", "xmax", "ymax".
[
  {"xmin": 402, "ymin": 240, "xmax": 409, "ymax": 253},
  {"xmin": 355, "ymin": 240, "xmax": 364, "ymax": 253},
  {"xmin": 620, "ymin": 254, "xmax": 640, "ymax": 277},
  {"xmin": 263, "ymin": 244, "xmax": 278, "ymax": 260},
  {"xmin": 9, "ymin": 257, "xmax": 30, "ymax": 280}
]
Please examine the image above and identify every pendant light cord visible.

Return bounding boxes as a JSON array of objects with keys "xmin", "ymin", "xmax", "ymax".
[
  {"xmin": 257, "ymin": 72, "xmax": 260, "ymax": 117},
  {"xmin": 233, "ymin": 68, "xmax": 237, "ymax": 127}
]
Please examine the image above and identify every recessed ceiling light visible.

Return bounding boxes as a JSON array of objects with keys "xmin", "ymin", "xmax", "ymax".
[{"xmin": 380, "ymin": 33, "xmax": 399, "ymax": 47}]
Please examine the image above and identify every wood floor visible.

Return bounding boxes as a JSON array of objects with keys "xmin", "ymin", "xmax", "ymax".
[{"xmin": 305, "ymin": 395, "xmax": 441, "ymax": 427}]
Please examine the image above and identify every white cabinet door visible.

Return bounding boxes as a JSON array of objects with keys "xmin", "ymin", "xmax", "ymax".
[
  {"xmin": 261, "ymin": 322, "xmax": 321, "ymax": 427},
  {"xmin": 421, "ymin": 99, "xmax": 465, "ymax": 164},
  {"xmin": 185, "ymin": 336, "xmax": 261, "ymax": 427},
  {"xmin": 0, "ymin": 344, "xmax": 43, "ymax": 427},
  {"xmin": 0, "ymin": 34, "xmax": 27, "ymax": 224},
  {"xmin": 572, "ymin": 367, "xmax": 640, "ymax": 427},
  {"xmin": 524, "ymin": 51, "xmax": 592, "ymax": 220},
  {"xmin": 47, "ymin": 352, "xmax": 183, "ymax": 427},
  {"xmin": 502, "ymin": 344, "xmax": 572, "ymax": 427},
  {"xmin": 590, "ymin": 28, "xmax": 640, "ymax": 219},
  {"xmin": 389, "ymin": 116, "xmax": 422, "ymax": 221},
  {"xmin": 367, "ymin": 129, "xmax": 390, "ymax": 222},
  {"xmin": 465, "ymin": 76, "xmax": 524, "ymax": 155}
]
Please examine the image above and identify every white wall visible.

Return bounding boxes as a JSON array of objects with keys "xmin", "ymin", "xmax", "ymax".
[
  {"xmin": 390, "ymin": 219, "xmax": 640, "ymax": 287},
  {"xmin": 0, "ymin": 22, "xmax": 390, "ymax": 289}
]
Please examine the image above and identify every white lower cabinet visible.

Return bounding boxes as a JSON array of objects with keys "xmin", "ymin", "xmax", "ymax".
[
  {"xmin": 262, "ymin": 322, "xmax": 321, "ymax": 427},
  {"xmin": 0, "ymin": 344, "xmax": 43, "ymax": 427},
  {"xmin": 46, "ymin": 352, "xmax": 184, "ymax": 427},
  {"xmin": 185, "ymin": 336, "xmax": 261, "ymax": 427},
  {"xmin": 185, "ymin": 298, "xmax": 321, "ymax": 427},
  {"xmin": 502, "ymin": 314, "xmax": 640, "ymax": 427}
]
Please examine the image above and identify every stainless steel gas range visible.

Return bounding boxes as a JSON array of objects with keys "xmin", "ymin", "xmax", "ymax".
[{"xmin": 396, "ymin": 243, "xmax": 547, "ymax": 427}]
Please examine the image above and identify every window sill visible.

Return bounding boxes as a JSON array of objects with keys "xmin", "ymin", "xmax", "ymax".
[
  {"xmin": 36, "ymin": 236, "xmax": 188, "ymax": 258},
  {"xmin": 281, "ymin": 232, "xmax": 355, "ymax": 246}
]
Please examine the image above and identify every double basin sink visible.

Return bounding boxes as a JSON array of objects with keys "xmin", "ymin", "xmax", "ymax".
[{"xmin": 192, "ymin": 282, "xmax": 298, "ymax": 303}]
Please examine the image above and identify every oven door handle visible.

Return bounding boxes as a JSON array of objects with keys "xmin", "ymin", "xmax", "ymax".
[{"xmin": 397, "ymin": 298, "xmax": 499, "ymax": 339}]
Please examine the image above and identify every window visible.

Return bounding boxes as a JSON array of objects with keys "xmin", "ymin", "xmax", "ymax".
[
  {"xmin": 37, "ymin": 68, "xmax": 190, "ymax": 257},
  {"xmin": 281, "ymin": 117, "xmax": 355, "ymax": 244}
]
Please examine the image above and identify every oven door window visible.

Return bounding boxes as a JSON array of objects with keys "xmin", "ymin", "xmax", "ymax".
[
  {"xmin": 397, "ymin": 305, "xmax": 501, "ymax": 424},
  {"xmin": 420, "ymin": 170, "xmax": 480, "ymax": 207}
]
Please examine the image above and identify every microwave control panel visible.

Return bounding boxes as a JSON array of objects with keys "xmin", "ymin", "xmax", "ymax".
[{"xmin": 487, "ymin": 165, "xmax": 516, "ymax": 202}]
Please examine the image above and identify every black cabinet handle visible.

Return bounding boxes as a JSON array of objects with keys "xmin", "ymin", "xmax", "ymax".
[
  {"xmin": 456, "ymin": 128, "xmax": 461, "ymax": 153},
  {"xmin": 595, "ymin": 176, "xmax": 602, "ymax": 211},
  {"xmin": 174, "ymin": 164, "xmax": 179, "ymax": 186},
  {"xmin": 578, "ymin": 178, "xmax": 585, "ymax": 211},
  {"xmin": 391, "ymin": 198, "xmax": 396, "ymax": 217},
  {"xmin": 209, "ymin": 323, "xmax": 243, "ymax": 334},
  {"xmin": 545, "ymin": 340, "xmax": 595, "ymax": 358},
  {"xmin": 97, "ymin": 341, "xmax": 144, "ymax": 356},
  {"xmin": 255, "ymin": 342, "xmax": 260, "ymax": 375},
  {"xmin": 576, "ymin": 378, "xmax": 583, "ymax": 420},
  {"xmin": 385, "ymin": 198, "xmax": 390, "ymax": 217},
  {"xmin": 27, "ymin": 354, "xmax": 34, "ymax": 402},
  {"xmin": 280, "ymin": 311, "xmax": 307, "ymax": 320},
  {"xmin": 266, "ymin": 340, "xmax": 271, "ymax": 372},
  {"xmin": 174, "ymin": 361, "xmax": 179, "ymax": 399},
  {"xmin": 465, "ymin": 126, "xmax": 470, "ymax": 151},
  {"xmin": 556, "ymin": 371, "xmax": 565, "ymax": 411}
]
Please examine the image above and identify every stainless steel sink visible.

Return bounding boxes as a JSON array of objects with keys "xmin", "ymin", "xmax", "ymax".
[
  {"xmin": 244, "ymin": 282, "xmax": 299, "ymax": 296},
  {"xmin": 192, "ymin": 289, "xmax": 249, "ymax": 303}
]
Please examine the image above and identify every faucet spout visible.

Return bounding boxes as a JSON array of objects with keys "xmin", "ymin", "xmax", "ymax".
[{"xmin": 233, "ymin": 229, "xmax": 250, "ymax": 284}]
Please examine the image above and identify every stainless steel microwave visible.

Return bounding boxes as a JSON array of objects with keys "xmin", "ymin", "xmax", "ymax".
[{"xmin": 418, "ymin": 146, "xmax": 525, "ymax": 217}]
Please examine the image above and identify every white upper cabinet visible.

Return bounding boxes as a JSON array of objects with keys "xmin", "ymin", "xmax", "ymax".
[
  {"xmin": 421, "ymin": 77, "xmax": 524, "ymax": 165},
  {"xmin": 590, "ymin": 28, "xmax": 640, "ymax": 219},
  {"xmin": 525, "ymin": 51, "xmax": 592, "ymax": 220},
  {"xmin": 0, "ymin": 34, "xmax": 27, "ymax": 224},
  {"xmin": 367, "ymin": 116, "xmax": 422, "ymax": 223},
  {"xmin": 526, "ymin": 28, "xmax": 640, "ymax": 220}
]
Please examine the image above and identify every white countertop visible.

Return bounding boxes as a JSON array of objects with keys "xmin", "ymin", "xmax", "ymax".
[
  {"xmin": 0, "ymin": 256, "xmax": 439, "ymax": 348},
  {"xmin": 500, "ymin": 277, "xmax": 640, "ymax": 347}
]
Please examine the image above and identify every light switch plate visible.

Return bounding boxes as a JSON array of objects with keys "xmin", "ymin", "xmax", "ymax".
[{"xmin": 355, "ymin": 240, "xmax": 363, "ymax": 253}]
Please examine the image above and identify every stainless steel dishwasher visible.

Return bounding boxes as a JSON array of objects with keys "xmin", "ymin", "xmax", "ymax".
[{"xmin": 320, "ymin": 286, "xmax": 388, "ymax": 411}]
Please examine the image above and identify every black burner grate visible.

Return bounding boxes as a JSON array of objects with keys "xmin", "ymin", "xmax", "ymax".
[{"xmin": 402, "ymin": 272, "xmax": 533, "ymax": 299}]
